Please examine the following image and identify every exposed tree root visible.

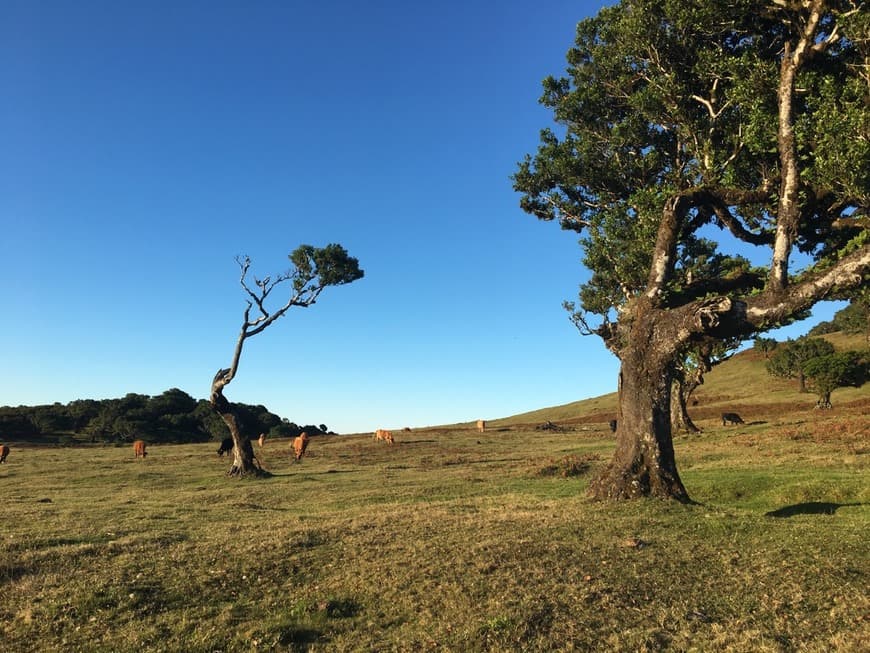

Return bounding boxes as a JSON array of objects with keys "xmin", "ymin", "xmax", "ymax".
[{"xmin": 226, "ymin": 465, "xmax": 273, "ymax": 478}]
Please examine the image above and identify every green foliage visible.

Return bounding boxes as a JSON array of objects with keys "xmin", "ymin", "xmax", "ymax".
[
  {"xmin": 766, "ymin": 337, "xmax": 836, "ymax": 389},
  {"xmin": 289, "ymin": 243, "xmax": 364, "ymax": 294},
  {"xmin": 753, "ymin": 336, "xmax": 778, "ymax": 357},
  {"xmin": 809, "ymin": 299, "xmax": 870, "ymax": 336},
  {"xmin": 513, "ymin": 0, "xmax": 868, "ymax": 331},
  {"xmin": 801, "ymin": 350, "xmax": 869, "ymax": 408}
]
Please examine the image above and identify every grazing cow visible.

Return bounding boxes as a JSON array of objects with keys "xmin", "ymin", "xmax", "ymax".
[
  {"xmin": 477, "ymin": 419, "xmax": 486, "ymax": 433},
  {"xmin": 258, "ymin": 433, "xmax": 267, "ymax": 448},
  {"xmin": 609, "ymin": 419, "xmax": 618, "ymax": 433},
  {"xmin": 293, "ymin": 432, "xmax": 310, "ymax": 462},
  {"xmin": 217, "ymin": 437, "xmax": 234, "ymax": 456},
  {"xmin": 722, "ymin": 412, "xmax": 745, "ymax": 426},
  {"xmin": 373, "ymin": 429, "xmax": 394, "ymax": 444},
  {"xmin": 133, "ymin": 440, "xmax": 147, "ymax": 458},
  {"xmin": 0, "ymin": 444, "xmax": 9, "ymax": 463}
]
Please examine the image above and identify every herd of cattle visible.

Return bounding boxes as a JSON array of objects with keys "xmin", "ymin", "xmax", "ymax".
[{"xmin": 0, "ymin": 413, "xmax": 747, "ymax": 467}]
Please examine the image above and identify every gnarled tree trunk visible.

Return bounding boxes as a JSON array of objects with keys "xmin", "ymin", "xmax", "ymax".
[
  {"xmin": 590, "ymin": 317, "xmax": 689, "ymax": 502},
  {"xmin": 210, "ymin": 368, "xmax": 264, "ymax": 477}
]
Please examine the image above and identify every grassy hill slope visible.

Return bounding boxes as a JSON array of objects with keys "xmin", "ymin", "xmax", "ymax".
[{"xmin": 474, "ymin": 331, "xmax": 867, "ymax": 432}]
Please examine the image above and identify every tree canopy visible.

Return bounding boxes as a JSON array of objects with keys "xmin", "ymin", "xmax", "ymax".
[
  {"xmin": 766, "ymin": 336, "xmax": 837, "ymax": 391},
  {"xmin": 514, "ymin": 0, "xmax": 869, "ymax": 500},
  {"xmin": 801, "ymin": 349, "xmax": 869, "ymax": 407}
]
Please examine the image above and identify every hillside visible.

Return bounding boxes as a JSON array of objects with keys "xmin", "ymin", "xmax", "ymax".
[{"xmin": 475, "ymin": 331, "xmax": 868, "ymax": 431}]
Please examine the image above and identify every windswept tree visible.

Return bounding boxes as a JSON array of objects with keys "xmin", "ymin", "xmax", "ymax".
[
  {"xmin": 514, "ymin": 0, "xmax": 869, "ymax": 501},
  {"xmin": 211, "ymin": 244, "xmax": 363, "ymax": 476}
]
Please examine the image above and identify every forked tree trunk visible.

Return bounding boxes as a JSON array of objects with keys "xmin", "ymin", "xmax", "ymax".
[{"xmin": 589, "ymin": 346, "xmax": 690, "ymax": 502}]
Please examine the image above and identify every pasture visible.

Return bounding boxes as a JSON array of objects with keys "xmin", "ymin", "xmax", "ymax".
[{"xmin": 1, "ymin": 404, "xmax": 867, "ymax": 652}]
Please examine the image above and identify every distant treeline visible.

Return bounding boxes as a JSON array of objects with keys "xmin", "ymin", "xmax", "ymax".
[
  {"xmin": 808, "ymin": 300, "xmax": 869, "ymax": 338},
  {"xmin": 0, "ymin": 388, "xmax": 333, "ymax": 445}
]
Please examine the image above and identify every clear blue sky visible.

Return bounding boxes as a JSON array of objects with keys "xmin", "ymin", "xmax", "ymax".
[{"xmin": 0, "ymin": 1, "xmax": 844, "ymax": 434}]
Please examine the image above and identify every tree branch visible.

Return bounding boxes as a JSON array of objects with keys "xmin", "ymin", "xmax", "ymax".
[
  {"xmin": 771, "ymin": 0, "xmax": 830, "ymax": 290},
  {"xmin": 670, "ymin": 242, "xmax": 869, "ymax": 346},
  {"xmin": 698, "ymin": 189, "xmax": 775, "ymax": 246},
  {"xmin": 665, "ymin": 270, "xmax": 766, "ymax": 307},
  {"xmin": 212, "ymin": 245, "xmax": 363, "ymax": 405},
  {"xmin": 747, "ymin": 243, "xmax": 870, "ymax": 328}
]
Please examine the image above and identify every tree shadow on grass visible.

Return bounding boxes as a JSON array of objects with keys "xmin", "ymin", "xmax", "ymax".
[{"xmin": 765, "ymin": 501, "xmax": 864, "ymax": 518}]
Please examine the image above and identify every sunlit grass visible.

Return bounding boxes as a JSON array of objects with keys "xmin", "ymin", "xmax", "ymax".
[{"xmin": 2, "ymin": 406, "xmax": 868, "ymax": 651}]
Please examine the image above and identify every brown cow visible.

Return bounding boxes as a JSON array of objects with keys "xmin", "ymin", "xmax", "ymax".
[
  {"xmin": 258, "ymin": 433, "xmax": 267, "ymax": 448},
  {"xmin": 133, "ymin": 440, "xmax": 147, "ymax": 458},
  {"xmin": 373, "ymin": 429, "xmax": 394, "ymax": 444},
  {"xmin": 476, "ymin": 419, "xmax": 486, "ymax": 433},
  {"xmin": 293, "ymin": 432, "xmax": 310, "ymax": 462},
  {"xmin": 0, "ymin": 444, "xmax": 9, "ymax": 463}
]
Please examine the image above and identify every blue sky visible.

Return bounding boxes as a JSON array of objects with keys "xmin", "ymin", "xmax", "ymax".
[{"xmin": 1, "ymin": 1, "xmax": 845, "ymax": 434}]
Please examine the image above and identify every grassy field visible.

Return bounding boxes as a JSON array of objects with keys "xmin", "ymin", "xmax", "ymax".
[{"xmin": 1, "ymin": 340, "xmax": 868, "ymax": 651}]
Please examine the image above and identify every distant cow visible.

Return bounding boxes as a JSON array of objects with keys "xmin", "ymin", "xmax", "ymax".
[
  {"xmin": 293, "ymin": 432, "xmax": 310, "ymax": 461},
  {"xmin": 258, "ymin": 433, "xmax": 267, "ymax": 448},
  {"xmin": 133, "ymin": 440, "xmax": 147, "ymax": 458},
  {"xmin": 722, "ymin": 412, "xmax": 745, "ymax": 426},
  {"xmin": 217, "ymin": 437, "xmax": 234, "ymax": 456},
  {"xmin": 609, "ymin": 420, "xmax": 618, "ymax": 433},
  {"xmin": 374, "ymin": 429, "xmax": 394, "ymax": 444},
  {"xmin": 477, "ymin": 419, "xmax": 486, "ymax": 433},
  {"xmin": 0, "ymin": 444, "xmax": 9, "ymax": 463}
]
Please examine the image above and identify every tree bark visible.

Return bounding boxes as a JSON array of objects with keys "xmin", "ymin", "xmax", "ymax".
[
  {"xmin": 210, "ymin": 368, "xmax": 265, "ymax": 477},
  {"xmin": 671, "ymin": 379, "xmax": 701, "ymax": 434},
  {"xmin": 589, "ymin": 316, "xmax": 690, "ymax": 502}
]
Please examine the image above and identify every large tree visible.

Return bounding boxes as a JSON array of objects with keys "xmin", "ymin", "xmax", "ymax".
[
  {"xmin": 514, "ymin": 0, "xmax": 869, "ymax": 501},
  {"xmin": 766, "ymin": 335, "xmax": 836, "ymax": 391},
  {"xmin": 211, "ymin": 244, "xmax": 363, "ymax": 476},
  {"xmin": 801, "ymin": 349, "xmax": 869, "ymax": 407}
]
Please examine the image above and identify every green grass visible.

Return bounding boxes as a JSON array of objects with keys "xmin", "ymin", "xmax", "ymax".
[
  {"xmin": 2, "ymin": 333, "xmax": 867, "ymax": 651},
  {"xmin": 2, "ymin": 409, "xmax": 868, "ymax": 652}
]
